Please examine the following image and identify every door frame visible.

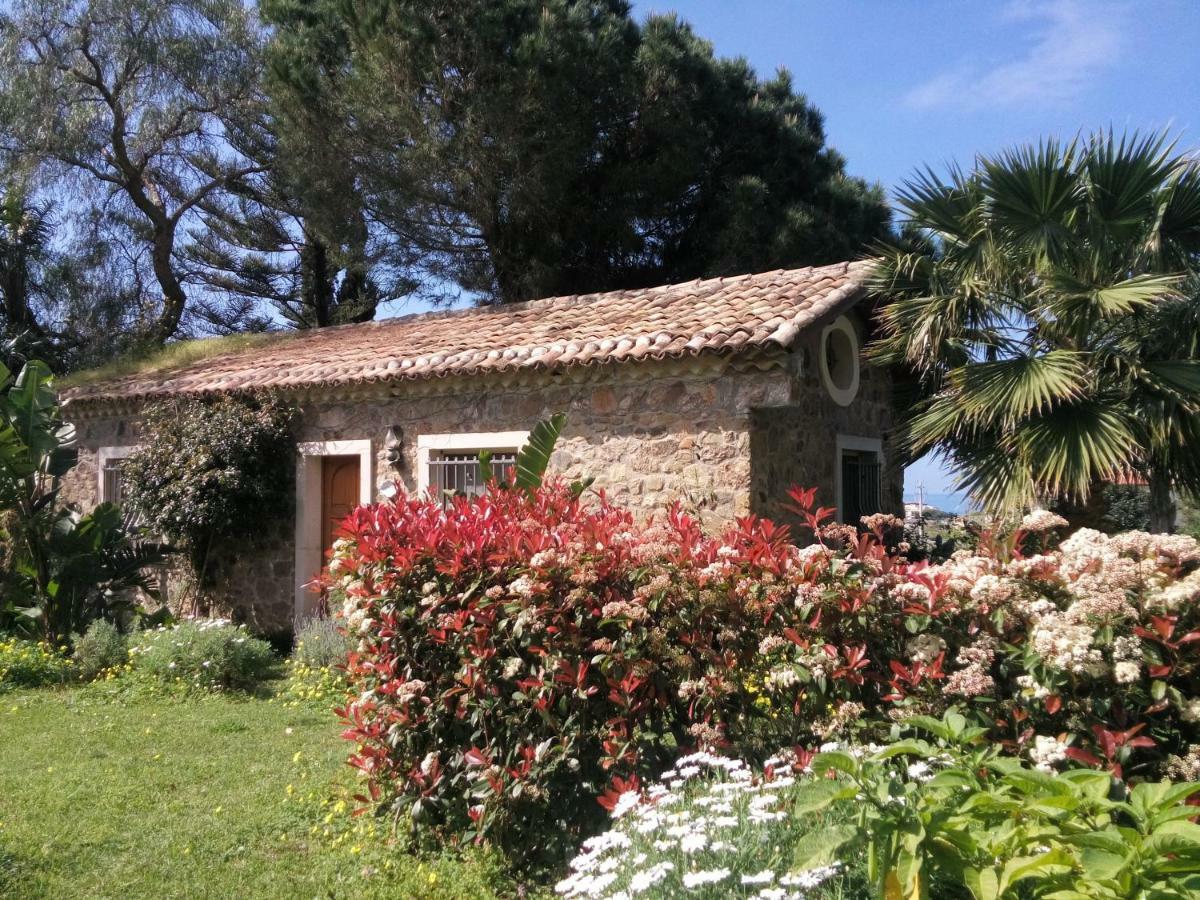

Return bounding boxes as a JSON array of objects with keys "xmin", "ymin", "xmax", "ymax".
[{"xmin": 294, "ymin": 439, "xmax": 374, "ymax": 622}]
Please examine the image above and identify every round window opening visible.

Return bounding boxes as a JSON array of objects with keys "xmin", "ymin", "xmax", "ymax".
[{"xmin": 819, "ymin": 316, "xmax": 860, "ymax": 406}]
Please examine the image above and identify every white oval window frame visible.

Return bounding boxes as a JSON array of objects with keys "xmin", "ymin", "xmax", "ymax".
[{"xmin": 818, "ymin": 315, "xmax": 860, "ymax": 407}]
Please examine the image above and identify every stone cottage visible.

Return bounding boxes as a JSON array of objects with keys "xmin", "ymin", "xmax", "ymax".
[{"xmin": 61, "ymin": 259, "xmax": 900, "ymax": 633}]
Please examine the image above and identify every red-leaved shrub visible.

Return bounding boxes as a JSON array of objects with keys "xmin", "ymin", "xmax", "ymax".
[{"xmin": 330, "ymin": 484, "xmax": 1200, "ymax": 863}]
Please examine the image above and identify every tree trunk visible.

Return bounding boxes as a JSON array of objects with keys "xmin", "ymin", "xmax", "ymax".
[
  {"xmin": 1148, "ymin": 468, "xmax": 1176, "ymax": 534},
  {"xmin": 148, "ymin": 224, "xmax": 187, "ymax": 344}
]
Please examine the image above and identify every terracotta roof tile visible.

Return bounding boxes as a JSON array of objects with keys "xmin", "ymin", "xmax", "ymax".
[{"xmin": 65, "ymin": 259, "xmax": 873, "ymax": 405}]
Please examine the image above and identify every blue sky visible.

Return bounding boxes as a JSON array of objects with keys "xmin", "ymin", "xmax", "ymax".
[{"xmin": 627, "ymin": 0, "xmax": 1200, "ymax": 502}]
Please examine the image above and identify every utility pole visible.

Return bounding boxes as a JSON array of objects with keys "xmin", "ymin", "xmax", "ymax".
[{"xmin": 916, "ymin": 481, "xmax": 927, "ymax": 542}]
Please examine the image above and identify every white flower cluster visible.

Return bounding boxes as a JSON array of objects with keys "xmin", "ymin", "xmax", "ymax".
[
  {"xmin": 1030, "ymin": 615, "xmax": 1105, "ymax": 676},
  {"xmin": 905, "ymin": 633, "xmax": 946, "ymax": 665},
  {"xmin": 1151, "ymin": 568, "xmax": 1200, "ymax": 612},
  {"xmin": 555, "ymin": 752, "xmax": 843, "ymax": 899},
  {"xmin": 1028, "ymin": 735, "xmax": 1068, "ymax": 772},
  {"xmin": 1020, "ymin": 509, "xmax": 1069, "ymax": 533}
]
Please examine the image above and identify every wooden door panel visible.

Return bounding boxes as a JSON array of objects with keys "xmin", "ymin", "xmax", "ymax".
[{"xmin": 321, "ymin": 455, "xmax": 361, "ymax": 554}]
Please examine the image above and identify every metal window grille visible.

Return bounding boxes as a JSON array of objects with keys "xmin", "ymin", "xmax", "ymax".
[
  {"xmin": 841, "ymin": 451, "xmax": 882, "ymax": 527},
  {"xmin": 102, "ymin": 459, "xmax": 126, "ymax": 505},
  {"xmin": 429, "ymin": 452, "xmax": 516, "ymax": 502}
]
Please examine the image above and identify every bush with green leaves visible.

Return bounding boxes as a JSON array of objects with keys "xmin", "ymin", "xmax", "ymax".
[
  {"xmin": 0, "ymin": 635, "xmax": 72, "ymax": 690},
  {"xmin": 128, "ymin": 618, "xmax": 276, "ymax": 691},
  {"xmin": 1102, "ymin": 484, "xmax": 1152, "ymax": 533},
  {"xmin": 292, "ymin": 616, "xmax": 352, "ymax": 669},
  {"xmin": 121, "ymin": 394, "xmax": 296, "ymax": 585},
  {"xmin": 71, "ymin": 619, "xmax": 128, "ymax": 681},
  {"xmin": 559, "ymin": 712, "xmax": 1200, "ymax": 900},
  {"xmin": 0, "ymin": 360, "xmax": 168, "ymax": 643}
]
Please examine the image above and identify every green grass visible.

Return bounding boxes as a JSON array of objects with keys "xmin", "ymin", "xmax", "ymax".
[
  {"xmin": 0, "ymin": 687, "xmax": 514, "ymax": 899},
  {"xmin": 57, "ymin": 332, "xmax": 284, "ymax": 390}
]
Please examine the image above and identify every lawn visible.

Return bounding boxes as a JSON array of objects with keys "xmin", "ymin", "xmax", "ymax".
[{"xmin": 0, "ymin": 687, "xmax": 514, "ymax": 899}]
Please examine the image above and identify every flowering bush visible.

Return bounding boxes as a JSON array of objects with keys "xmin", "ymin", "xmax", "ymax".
[
  {"xmin": 72, "ymin": 619, "xmax": 128, "ymax": 681},
  {"xmin": 0, "ymin": 636, "xmax": 72, "ymax": 690},
  {"xmin": 559, "ymin": 713, "xmax": 1200, "ymax": 899},
  {"xmin": 128, "ymin": 618, "xmax": 276, "ymax": 691},
  {"xmin": 556, "ymin": 750, "xmax": 858, "ymax": 899},
  {"xmin": 293, "ymin": 616, "xmax": 354, "ymax": 669},
  {"xmin": 331, "ymin": 483, "xmax": 1200, "ymax": 861}
]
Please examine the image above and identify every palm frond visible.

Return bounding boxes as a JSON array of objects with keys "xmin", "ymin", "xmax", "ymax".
[
  {"xmin": 893, "ymin": 164, "xmax": 984, "ymax": 249},
  {"xmin": 948, "ymin": 351, "xmax": 1091, "ymax": 426},
  {"xmin": 1083, "ymin": 129, "xmax": 1176, "ymax": 237},
  {"xmin": 1039, "ymin": 271, "xmax": 1185, "ymax": 324},
  {"xmin": 947, "ymin": 441, "xmax": 1037, "ymax": 515},
  {"xmin": 1156, "ymin": 162, "xmax": 1200, "ymax": 260},
  {"xmin": 1140, "ymin": 360, "xmax": 1200, "ymax": 400},
  {"xmin": 1013, "ymin": 402, "xmax": 1137, "ymax": 501},
  {"xmin": 981, "ymin": 139, "xmax": 1081, "ymax": 263}
]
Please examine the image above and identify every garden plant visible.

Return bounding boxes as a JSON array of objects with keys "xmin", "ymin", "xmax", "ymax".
[
  {"xmin": 0, "ymin": 359, "xmax": 167, "ymax": 642},
  {"xmin": 330, "ymin": 479, "xmax": 1200, "ymax": 869}
]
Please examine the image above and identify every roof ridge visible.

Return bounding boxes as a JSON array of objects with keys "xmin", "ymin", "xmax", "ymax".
[{"xmin": 64, "ymin": 259, "xmax": 875, "ymax": 405}]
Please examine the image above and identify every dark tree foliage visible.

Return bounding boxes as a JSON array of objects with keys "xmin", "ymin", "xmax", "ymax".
[
  {"xmin": 1101, "ymin": 485, "xmax": 1152, "ymax": 534},
  {"xmin": 0, "ymin": 0, "xmax": 266, "ymax": 344},
  {"xmin": 0, "ymin": 179, "xmax": 144, "ymax": 372},
  {"xmin": 4, "ymin": 0, "xmax": 888, "ymax": 342},
  {"xmin": 121, "ymin": 394, "xmax": 296, "ymax": 585},
  {"xmin": 184, "ymin": 116, "xmax": 384, "ymax": 331},
  {"xmin": 265, "ymin": 0, "xmax": 890, "ymax": 305}
]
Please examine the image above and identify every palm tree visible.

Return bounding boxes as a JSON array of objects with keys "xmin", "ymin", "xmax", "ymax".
[
  {"xmin": 869, "ymin": 132, "xmax": 1200, "ymax": 532},
  {"xmin": 0, "ymin": 182, "xmax": 52, "ymax": 342}
]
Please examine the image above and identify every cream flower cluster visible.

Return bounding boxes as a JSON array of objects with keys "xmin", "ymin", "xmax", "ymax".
[{"xmin": 555, "ymin": 752, "xmax": 843, "ymax": 900}]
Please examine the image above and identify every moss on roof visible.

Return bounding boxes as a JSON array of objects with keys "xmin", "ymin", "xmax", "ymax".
[{"xmin": 58, "ymin": 332, "xmax": 286, "ymax": 390}]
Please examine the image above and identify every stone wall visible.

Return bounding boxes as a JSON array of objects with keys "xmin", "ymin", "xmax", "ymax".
[
  {"xmin": 748, "ymin": 319, "xmax": 902, "ymax": 530},
  {"xmin": 62, "ymin": 327, "xmax": 899, "ymax": 634}
]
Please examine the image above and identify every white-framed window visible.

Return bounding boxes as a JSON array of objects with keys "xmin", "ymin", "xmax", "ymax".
[
  {"xmin": 835, "ymin": 435, "xmax": 883, "ymax": 525},
  {"xmin": 97, "ymin": 446, "xmax": 139, "ymax": 506},
  {"xmin": 416, "ymin": 431, "xmax": 529, "ymax": 500},
  {"xmin": 819, "ymin": 315, "xmax": 861, "ymax": 407}
]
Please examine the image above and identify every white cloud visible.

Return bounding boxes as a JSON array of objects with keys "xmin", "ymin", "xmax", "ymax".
[{"xmin": 903, "ymin": 0, "xmax": 1123, "ymax": 111}]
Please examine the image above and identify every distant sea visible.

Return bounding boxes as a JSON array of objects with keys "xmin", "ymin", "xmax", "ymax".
[{"xmin": 904, "ymin": 490, "xmax": 976, "ymax": 515}]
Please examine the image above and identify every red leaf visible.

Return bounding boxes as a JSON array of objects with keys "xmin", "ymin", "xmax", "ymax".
[{"xmin": 1065, "ymin": 747, "xmax": 1102, "ymax": 767}]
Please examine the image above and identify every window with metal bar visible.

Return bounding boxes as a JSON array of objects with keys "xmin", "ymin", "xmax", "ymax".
[
  {"xmin": 840, "ymin": 450, "xmax": 882, "ymax": 527},
  {"xmin": 428, "ymin": 451, "xmax": 517, "ymax": 502},
  {"xmin": 102, "ymin": 458, "xmax": 127, "ymax": 506}
]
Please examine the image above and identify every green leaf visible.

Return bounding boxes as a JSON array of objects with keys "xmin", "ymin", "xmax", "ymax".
[
  {"xmin": 810, "ymin": 751, "xmax": 860, "ymax": 779},
  {"xmin": 1143, "ymin": 821, "xmax": 1200, "ymax": 864},
  {"xmin": 902, "ymin": 715, "xmax": 953, "ymax": 741},
  {"xmin": 786, "ymin": 778, "xmax": 857, "ymax": 814},
  {"xmin": 963, "ymin": 866, "xmax": 1001, "ymax": 900},
  {"xmin": 1062, "ymin": 831, "xmax": 1128, "ymax": 855},
  {"xmin": 870, "ymin": 739, "xmax": 931, "ymax": 760},
  {"xmin": 1058, "ymin": 769, "xmax": 1115, "ymax": 803},
  {"xmin": 999, "ymin": 849, "xmax": 1075, "ymax": 894},
  {"xmin": 946, "ymin": 351, "xmax": 1091, "ymax": 427},
  {"xmin": 1132, "ymin": 782, "xmax": 1200, "ymax": 821},
  {"xmin": 514, "ymin": 413, "xmax": 567, "ymax": 493},
  {"xmin": 790, "ymin": 823, "xmax": 858, "ymax": 871},
  {"xmin": 478, "ymin": 449, "xmax": 495, "ymax": 485}
]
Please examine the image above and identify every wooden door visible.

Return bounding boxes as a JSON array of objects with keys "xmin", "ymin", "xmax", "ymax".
[{"xmin": 321, "ymin": 455, "xmax": 361, "ymax": 555}]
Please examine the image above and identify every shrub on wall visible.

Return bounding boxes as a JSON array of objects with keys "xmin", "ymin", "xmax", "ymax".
[
  {"xmin": 331, "ymin": 485, "xmax": 1200, "ymax": 864},
  {"xmin": 122, "ymin": 394, "xmax": 296, "ymax": 588}
]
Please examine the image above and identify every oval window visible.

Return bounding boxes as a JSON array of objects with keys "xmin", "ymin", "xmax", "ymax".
[{"xmin": 819, "ymin": 315, "xmax": 860, "ymax": 406}]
